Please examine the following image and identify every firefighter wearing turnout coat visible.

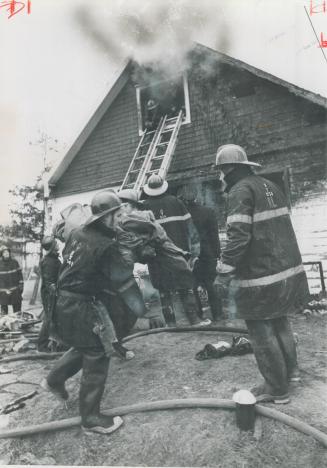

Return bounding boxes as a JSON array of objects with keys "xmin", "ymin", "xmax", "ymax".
[
  {"xmin": 215, "ymin": 144, "xmax": 309, "ymax": 404},
  {"xmin": 142, "ymin": 175, "xmax": 208, "ymax": 327},
  {"xmin": 0, "ymin": 246, "xmax": 24, "ymax": 315},
  {"xmin": 42, "ymin": 192, "xmax": 140, "ymax": 435},
  {"xmin": 37, "ymin": 236, "xmax": 62, "ymax": 352}
]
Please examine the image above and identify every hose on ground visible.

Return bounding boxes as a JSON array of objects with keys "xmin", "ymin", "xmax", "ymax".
[
  {"xmin": 0, "ymin": 398, "xmax": 326, "ymax": 448},
  {"xmin": 0, "ymin": 352, "xmax": 63, "ymax": 363},
  {"xmin": 0, "ymin": 326, "xmax": 247, "ymax": 363},
  {"xmin": 122, "ymin": 325, "xmax": 248, "ymax": 343}
]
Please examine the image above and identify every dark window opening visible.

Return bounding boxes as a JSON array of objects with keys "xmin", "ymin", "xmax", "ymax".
[
  {"xmin": 137, "ymin": 76, "xmax": 190, "ymax": 133},
  {"xmin": 231, "ymin": 82, "xmax": 256, "ymax": 98}
]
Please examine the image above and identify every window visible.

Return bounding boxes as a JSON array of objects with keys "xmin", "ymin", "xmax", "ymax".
[{"xmin": 136, "ymin": 74, "xmax": 191, "ymax": 135}]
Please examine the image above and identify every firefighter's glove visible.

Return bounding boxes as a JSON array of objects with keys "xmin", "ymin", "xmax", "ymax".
[{"xmin": 149, "ymin": 317, "xmax": 165, "ymax": 329}]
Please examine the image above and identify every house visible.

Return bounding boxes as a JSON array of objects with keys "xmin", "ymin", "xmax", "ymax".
[{"xmin": 48, "ymin": 43, "xmax": 327, "ymax": 281}]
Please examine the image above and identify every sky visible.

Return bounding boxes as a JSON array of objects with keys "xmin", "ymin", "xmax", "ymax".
[{"xmin": 0, "ymin": 0, "xmax": 326, "ymax": 225}]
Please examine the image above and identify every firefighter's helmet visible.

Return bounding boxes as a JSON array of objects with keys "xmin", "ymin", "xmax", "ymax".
[
  {"xmin": 118, "ymin": 188, "xmax": 142, "ymax": 206},
  {"xmin": 85, "ymin": 190, "xmax": 122, "ymax": 225},
  {"xmin": 143, "ymin": 174, "xmax": 168, "ymax": 196},
  {"xmin": 41, "ymin": 235, "xmax": 56, "ymax": 251},
  {"xmin": 215, "ymin": 144, "xmax": 261, "ymax": 167}
]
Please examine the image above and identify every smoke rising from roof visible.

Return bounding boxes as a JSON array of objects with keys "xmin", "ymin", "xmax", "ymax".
[{"xmin": 74, "ymin": 0, "xmax": 230, "ymax": 78}]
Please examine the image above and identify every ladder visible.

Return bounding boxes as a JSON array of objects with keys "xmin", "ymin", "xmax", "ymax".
[{"xmin": 120, "ymin": 110, "xmax": 183, "ymax": 192}]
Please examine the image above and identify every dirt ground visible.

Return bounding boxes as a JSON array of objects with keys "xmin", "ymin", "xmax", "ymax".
[{"xmin": 0, "ymin": 313, "xmax": 326, "ymax": 467}]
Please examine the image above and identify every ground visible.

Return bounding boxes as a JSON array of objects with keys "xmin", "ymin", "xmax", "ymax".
[{"xmin": 0, "ymin": 310, "xmax": 326, "ymax": 467}]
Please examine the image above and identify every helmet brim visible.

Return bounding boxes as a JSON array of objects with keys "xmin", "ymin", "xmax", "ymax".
[
  {"xmin": 143, "ymin": 180, "xmax": 168, "ymax": 196},
  {"xmin": 216, "ymin": 161, "xmax": 261, "ymax": 167},
  {"xmin": 84, "ymin": 204, "xmax": 121, "ymax": 226}
]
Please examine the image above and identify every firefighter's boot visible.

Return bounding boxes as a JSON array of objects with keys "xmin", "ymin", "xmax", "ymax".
[
  {"xmin": 79, "ymin": 350, "xmax": 123, "ymax": 435},
  {"xmin": 43, "ymin": 347, "xmax": 83, "ymax": 401},
  {"xmin": 179, "ymin": 289, "xmax": 201, "ymax": 325},
  {"xmin": 160, "ymin": 292, "xmax": 176, "ymax": 327}
]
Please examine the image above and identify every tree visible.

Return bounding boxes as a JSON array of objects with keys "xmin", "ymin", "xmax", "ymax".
[{"xmin": 8, "ymin": 181, "xmax": 45, "ymax": 242}]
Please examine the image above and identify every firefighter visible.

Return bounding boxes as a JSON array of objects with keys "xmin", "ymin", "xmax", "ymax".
[
  {"xmin": 215, "ymin": 144, "xmax": 309, "ymax": 404},
  {"xmin": 37, "ymin": 236, "xmax": 62, "ymax": 352},
  {"xmin": 42, "ymin": 191, "xmax": 139, "ymax": 435},
  {"xmin": 142, "ymin": 174, "xmax": 209, "ymax": 327},
  {"xmin": 0, "ymin": 246, "xmax": 24, "ymax": 315},
  {"xmin": 144, "ymin": 99, "xmax": 161, "ymax": 131},
  {"xmin": 177, "ymin": 184, "xmax": 223, "ymax": 322}
]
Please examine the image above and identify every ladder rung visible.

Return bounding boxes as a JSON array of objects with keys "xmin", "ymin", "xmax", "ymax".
[
  {"xmin": 146, "ymin": 169, "xmax": 159, "ymax": 174},
  {"xmin": 156, "ymin": 142, "xmax": 169, "ymax": 146},
  {"xmin": 152, "ymin": 155, "xmax": 166, "ymax": 160},
  {"xmin": 135, "ymin": 155, "xmax": 147, "ymax": 160}
]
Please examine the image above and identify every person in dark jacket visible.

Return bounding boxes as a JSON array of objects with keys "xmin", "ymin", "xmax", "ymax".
[
  {"xmin": 177, "ymin": 184, "xmax": 223, "ymax": 322},
  {"xmin": 0, "ymin": 246, "xmax": 24, "ymax": 315},
  {"xmin": 42, "ymin": 191, "xmax": 139, "ymax": 435},
  {"xmin": 37, "ymin": 236, "xmax": 61, "ymax": 352},
  {"xmin": 215, "ymin": 144, "xmax": 309, "ymax": 404},
  {"xmin": 142, "ymin": 175, "xmax": 209, "ymax": 327}
]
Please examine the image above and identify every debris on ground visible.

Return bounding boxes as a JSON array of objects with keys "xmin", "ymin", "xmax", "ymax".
[
  {"xmin": 195, "ymin": 335, "xmax": 253, "ymax": 360},
  {"xmin": 0, "ymin": 391, "xmax": 38, "ymax": 415},
  {"xmin": 12, "ymin": 339, "xmax": 33, "ymax": 354},
  {"xmin": 0, "ymin": 366, "xmax": 11, "ymax": 375},
  {"xmin": 302, "ymin": 298, "xmax": 327, "ymax": 317}
]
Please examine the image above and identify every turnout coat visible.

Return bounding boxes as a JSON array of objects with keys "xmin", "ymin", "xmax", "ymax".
[
  {"xmin": 222, "ymin": 175, "xmax": 309, "ymax": 320},
  {"xmin": 40, "ymin": 252, "xmax": 61, "ymax": 314},
  {"xmin": 0, "ymin": 255, "xmax": 23, "ymax": 306},
  {"xmin": 142, "ymin": 194, "xmax": 199, "ymax": 290},
  {"xmin": 54, "ymin": 224, "xmax": 117, "ymax": 350}
]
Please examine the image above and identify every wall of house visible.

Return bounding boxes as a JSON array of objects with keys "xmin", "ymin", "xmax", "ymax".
[
  {"xmin": 52, "ymin": 51, "xmax": 327, "ymax": 284},
  {"xmin": 51, "ymin": 81, "xmax": 140, "ymax": 198}
]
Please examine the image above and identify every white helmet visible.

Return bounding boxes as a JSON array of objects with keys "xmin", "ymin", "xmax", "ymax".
[{"xmin": 216, "ymin": 144, "xmax": 261, "ymax": 167}]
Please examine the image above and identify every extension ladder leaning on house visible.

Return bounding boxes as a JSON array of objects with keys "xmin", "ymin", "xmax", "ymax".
[{"xmin": 120, "ymin": 110, "xmax": 183, "ymax": 193}]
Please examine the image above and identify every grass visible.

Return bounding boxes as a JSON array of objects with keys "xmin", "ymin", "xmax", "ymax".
[{"xmin": 0, "ymin": 314, "xmax": 326, "ymax": 466}]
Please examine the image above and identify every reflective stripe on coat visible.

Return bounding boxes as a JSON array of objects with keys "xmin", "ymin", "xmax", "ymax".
[{"xmin": 222, "ymin": 175, "xmax": 309, "ymax": 319}]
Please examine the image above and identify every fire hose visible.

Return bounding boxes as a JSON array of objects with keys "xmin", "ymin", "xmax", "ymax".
[
  {"xmin": 0, "ymin": 398, "xmax": 326, "ymax": 448},
  {"xmin": 0, "ymin": 326, "xmax": 326, "ymax": 447},
  {"xmin": 0, "ymin": 326, "xmax": 248, "ymax": 363}
]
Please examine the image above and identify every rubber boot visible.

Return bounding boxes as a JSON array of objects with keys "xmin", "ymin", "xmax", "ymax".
[
  {"xmin": 193, "ymin": 287, "xmax": 205, "ymax": 320},
  {"xmin": 45, "ymin": 348, "xmax": 83, "ymax": 400},
  {"xmin": 179, "ymin": 289, "xmax": 201, "ymax": 325},
  {"xmin": 79, "ymin": 350, "xmax": 122, "ymax": 434},
  {"xmin": 245, "ymin": 319, "xmax": 289, "ymax": 397},
  {"xmin": 159, "ymin": 291, "xmax": 176, "ymax": 327},
  {"xmin": 206, "ymin": 282, "xmax": 223, "ymax": 321},
  {"xmin": 273, "ymin": 316, "xmax": 300, "ymax": 382}
]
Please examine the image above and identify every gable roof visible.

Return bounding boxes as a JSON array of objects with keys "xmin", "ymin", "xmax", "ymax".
[{"xmin": 49, "ymin": 43, "xmax": 327, "ymax": 187}]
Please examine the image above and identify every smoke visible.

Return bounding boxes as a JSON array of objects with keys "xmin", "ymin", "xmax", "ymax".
[{"xmin": 74, "ymin": 0, "xmax": 230, "ymax": 80}]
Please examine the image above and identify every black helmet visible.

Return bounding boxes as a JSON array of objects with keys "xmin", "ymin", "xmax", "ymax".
[
  {"xmin": 85, "ymin": 190, "xmax": 122, "ymax": 225},
  {"xmin": 41, "ymin": 235, "xmax": 56, "ymax": 250}
]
